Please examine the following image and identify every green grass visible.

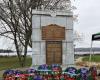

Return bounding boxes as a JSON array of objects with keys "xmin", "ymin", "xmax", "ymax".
[
  {"xmin": 0, "ymin": 56, "xmax": 32, "ymax": 70},
  {"xmin": 82, "ymin": 55, "xmax": 100, "ymax": 62}
]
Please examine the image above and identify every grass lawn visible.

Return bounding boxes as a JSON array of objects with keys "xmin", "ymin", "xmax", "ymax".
[
  {"xmin": 0, "ymin": 56, "xmax": 32, "ymax": 71},
  {"xmin": 82, "ymin": 55, "xmax": 100, "ymax": 62}
]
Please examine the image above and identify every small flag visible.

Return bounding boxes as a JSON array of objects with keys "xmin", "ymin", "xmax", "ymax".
[{"xmin": 92, "ymin": 32, "xmax": 100, "ymax": 41}]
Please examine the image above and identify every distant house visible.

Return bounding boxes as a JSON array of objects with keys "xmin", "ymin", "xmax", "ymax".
[{"xmin": 75, "ymin": 48, "xmax": 100, "ymax": 55}]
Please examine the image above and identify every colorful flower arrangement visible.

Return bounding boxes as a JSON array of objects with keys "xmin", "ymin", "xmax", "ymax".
[{"xmin": 3, "ymin": 64, "xmax": 97, "ymax": 80}]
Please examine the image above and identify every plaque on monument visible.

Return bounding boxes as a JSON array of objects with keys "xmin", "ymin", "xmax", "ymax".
[{"xmin": 42, "ymin": 24, "xmax": 65, "ymax": 40}]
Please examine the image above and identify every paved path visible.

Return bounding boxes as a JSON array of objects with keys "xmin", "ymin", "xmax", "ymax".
[
  {"xmin": 75, "ymin": 57, "xmax": 83, "ymax": 62},
  {"xmin": 0, "ymin": 70, "xmax": 4, "ymax": 79}
]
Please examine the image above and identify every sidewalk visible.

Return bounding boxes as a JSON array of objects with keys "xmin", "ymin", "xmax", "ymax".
[{"xmin": 0, "ymin": 70, "xmax": 4, "ymax": 78}]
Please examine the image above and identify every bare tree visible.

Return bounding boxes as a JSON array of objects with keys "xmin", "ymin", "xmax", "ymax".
[
  {"xmin": 0, "ymin": 0, "xmax": 73, "ymax": 66},
  {"xmin": 0, "ymin": 0, "xmax": 35, "ymax": 66}
]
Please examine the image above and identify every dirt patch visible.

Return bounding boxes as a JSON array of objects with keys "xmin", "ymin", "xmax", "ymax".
[{"xmin": 75, "ymin": 57, "xmax": 100, "ymax": 69}]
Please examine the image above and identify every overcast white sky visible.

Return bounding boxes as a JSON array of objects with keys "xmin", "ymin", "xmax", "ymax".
[{"xmin": 73, "ymin": 0, "xmax": 100, "ymax": 48}]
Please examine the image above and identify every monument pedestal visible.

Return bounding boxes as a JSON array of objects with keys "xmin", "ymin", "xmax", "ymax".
[{"xmin": 32, "ymin": 10, "xmax": 74, "ymax": 66}]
